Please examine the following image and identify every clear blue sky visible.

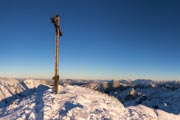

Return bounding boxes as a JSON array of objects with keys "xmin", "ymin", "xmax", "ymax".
[{"xmin": 0, "ymin": 0, "xmax": 180, "ymax": 80}]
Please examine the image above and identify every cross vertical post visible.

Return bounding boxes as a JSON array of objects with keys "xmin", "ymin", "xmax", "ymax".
[{"xmin": 51, "ymin": 15, "xmax": 62, "ymax": 94}]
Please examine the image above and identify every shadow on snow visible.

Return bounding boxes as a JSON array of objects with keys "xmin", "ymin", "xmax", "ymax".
[{"xmin": 0, "ymin": 84, "xmax": 49, "ymax": 120}]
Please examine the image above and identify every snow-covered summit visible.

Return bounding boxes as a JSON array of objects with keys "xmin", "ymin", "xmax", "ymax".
[{"xmin": 0, "ymin": 78, "xmax": 180, "ymax": 120}]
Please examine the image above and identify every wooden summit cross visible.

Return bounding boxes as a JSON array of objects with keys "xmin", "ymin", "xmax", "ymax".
[{"xmin": 51, "ymin": 15, "xmax": 62, "ymax": 94}]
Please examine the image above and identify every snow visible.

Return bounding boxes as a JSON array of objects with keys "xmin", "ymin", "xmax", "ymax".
[
  {"xmin": 0, "ymin": 78, "xmax": 180, "ymax": 120},
  {"xmin": 23, "ymin": 79, "xmax": 50, "ymax": 89},
  {"xmin": 128, "ymin": 105, "xmax": 180, "ymax": 120},
  {"xmin": 0, "ymin": 78, "xmax": 25, "ymax": 100},
  {"xmin": 99, "ymin": 80, "xmax": 180, "ymax": 114}
]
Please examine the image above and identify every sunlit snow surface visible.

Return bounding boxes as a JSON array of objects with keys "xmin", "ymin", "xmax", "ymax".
[
  {"xmin": 0, "ymin": 78, "xmax": 180, "ymax": 120},
  {"xmin": 0, "ymin": 78, "xmax": 25, "ymax": 100}
]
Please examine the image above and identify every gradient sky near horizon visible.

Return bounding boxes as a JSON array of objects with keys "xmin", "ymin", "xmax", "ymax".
[{"xmin": 0, "ymin": 0, "xmax": 180, "ymax": 80}]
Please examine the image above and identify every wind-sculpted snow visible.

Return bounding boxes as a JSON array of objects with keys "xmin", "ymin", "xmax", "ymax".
[
  {"xmin": 0, "ymin": 78, "xmax": 25, "ymax": 100},
  {"xmin": 0, "ymin": 85, "xmax": 129, "ymax": 120},
  {"xmin": 0, "ymin": 78, "xmax": 180, "ymax": 120}
]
